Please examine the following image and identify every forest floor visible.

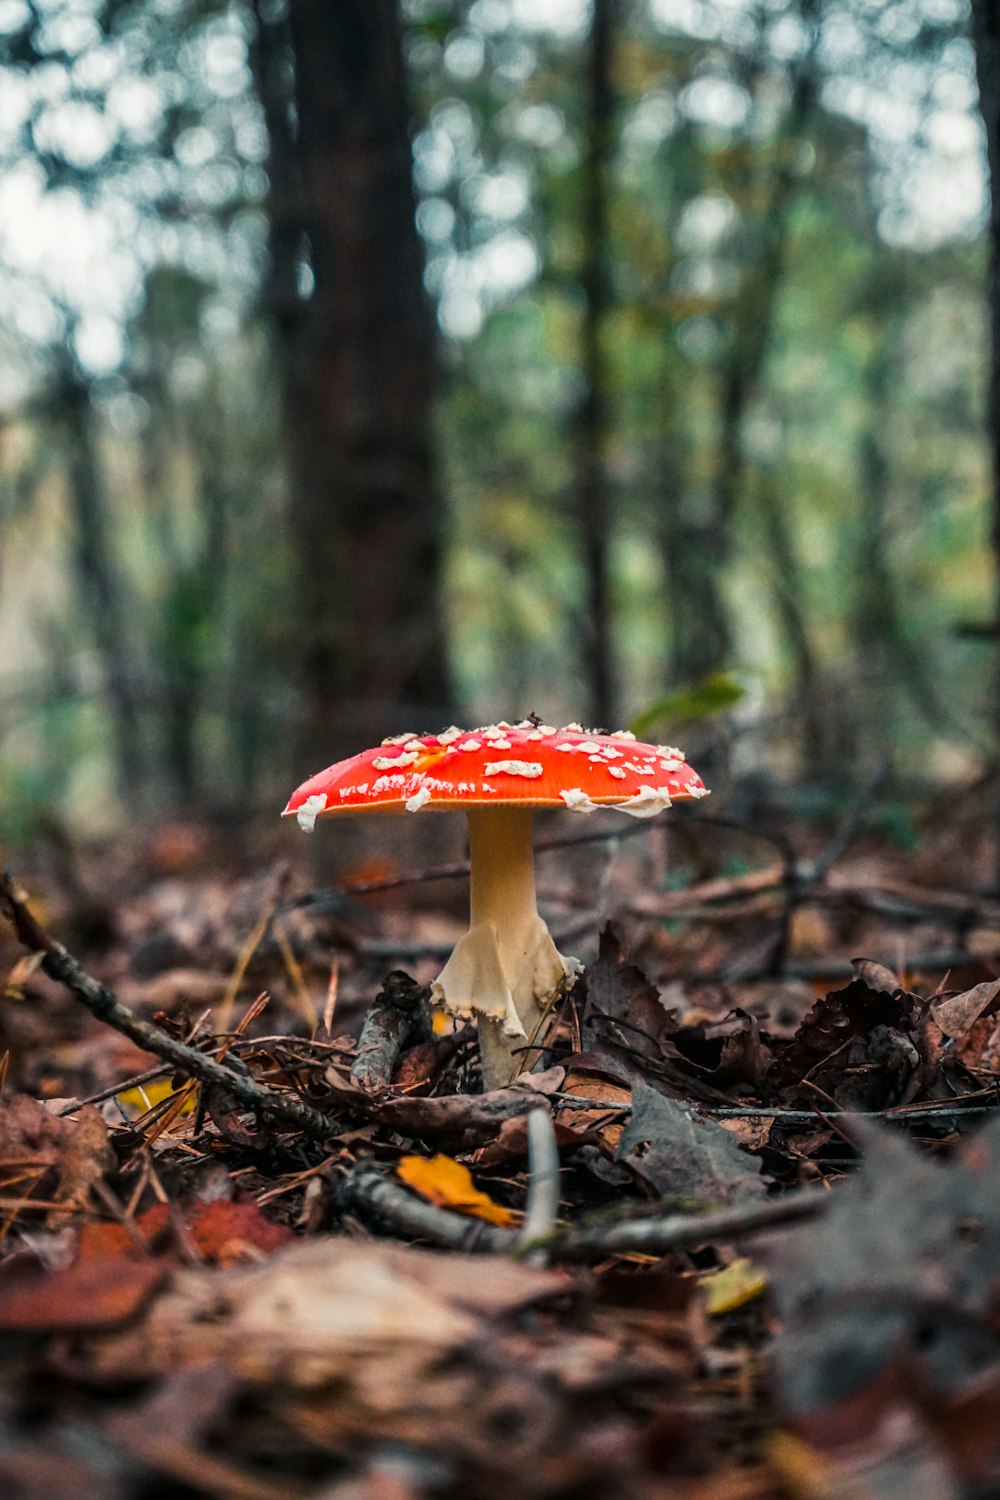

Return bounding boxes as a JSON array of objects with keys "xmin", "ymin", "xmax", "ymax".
[{"xmin": 2, "ymin": 790, "xmax": 1000, "ymax": 1500}]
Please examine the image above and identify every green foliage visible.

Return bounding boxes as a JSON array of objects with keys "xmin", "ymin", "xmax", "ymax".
[{"xmin": 629, "ymin": 674, "xmax": 746, "ymax": 741}]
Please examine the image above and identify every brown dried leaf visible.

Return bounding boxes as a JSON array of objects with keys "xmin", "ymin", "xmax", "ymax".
[
  {"xmin": 616, "ymin": 1083, "xmax": 765, "ymax": 1203},
  {"xmin": 0, "ymin": 1093, "xmax": 74, "ymax": 1173},
  {"xmin": 931, "ymin": 978, "xmax": 1000, "ymax": 1041},
  {"xmin": 48, "ymin": 1106, "xmax": 113, "ymax": 1225},
  {"xmin": 0, "ymin": 1254, "xmax": 167, "ymax": 1332},
  {"xmin": 769, "ymin": 980, "xmax": 921, "ymax": 1107},
  {"xmin": 582, "ymin": 926, "xmax": 679, "ymax": 1061},
  {"xmin": 851, "ymin": 957, "xmax": 901, "ymax": 994},
  {"xmin": 137, "ymin": 1239, "xmax": 561, "ymax": 1387},
  {"xmin": 375, "ymin": 1073, "xmax": 561, "ymax": 1149}
]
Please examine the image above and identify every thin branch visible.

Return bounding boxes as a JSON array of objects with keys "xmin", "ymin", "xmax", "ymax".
[
  {"xmin": 534, "ymin": 1185, "xmax": 825, "ymax": 1262},
  {"xmin": 0, "ymin": 868, "xmax": 340, "ymax": 1142},
  {"xmin": 702, "ymin": 1098, "xmax": 1000, "ymax": 1124},
  {"xmin": 339, "ymin": 1159, "xmax": 825, "ymax": 1262},
  {"xmin": 338, "ymin": 1160, "xmax": 512, "ymax": 1252},
  {"xmin": 519, "ymin": 1108, "xmax": 562, "ymax": 1262},
  {"xmin": 350, "ymin": 970, "xmax": 432, "ymax": 1088}
]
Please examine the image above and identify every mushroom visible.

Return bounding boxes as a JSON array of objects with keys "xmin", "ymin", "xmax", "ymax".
[{"xmin": 283, "ymin": 721, "xmax": 709, "ymax": 1089}]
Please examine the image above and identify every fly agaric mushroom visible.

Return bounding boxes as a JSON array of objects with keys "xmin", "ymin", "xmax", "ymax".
[{"xmin": 283, "ymin": 721, "xmax": 708, "ymax": 1089}]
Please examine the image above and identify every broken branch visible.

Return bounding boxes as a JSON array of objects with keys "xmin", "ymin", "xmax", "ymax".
[{"xmin": 0, "ymin": 868, "xmax": 339, "ymax": 1142}]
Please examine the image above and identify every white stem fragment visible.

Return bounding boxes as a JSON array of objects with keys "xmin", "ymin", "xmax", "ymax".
[{"xmin": 431, "ymin": 807, "xmax": 580, "ymax": 1088}]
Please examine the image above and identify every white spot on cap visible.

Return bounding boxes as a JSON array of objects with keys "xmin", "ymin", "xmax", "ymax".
[
  {"xmin": 484, "ymin": 760, "xmax": 544, "ymax": 778},
  {"xmin": 485, "ymin": 736, "xmax": 512, "ymax": 751},
  {"xmin": 608, "ymin": 766, "xmax": 627, "ymax": 780},
  {"xmin": 381, "ymin": 732, "xmax": 417, "ymax": 746},
  {"xmin": 618, "ymin": 785, "xmax": 673, "ymax": 818},
  {"xmin": 458, "ymin": 738, "xmax": 482, "ymax": 752},
  {"xmin": 373, "ymin": 752, "xmax": 419, "ymax": 770},
  {"xmin": 600, "ymin": 747, "xmax": 623, "ymax": 759},
  {"xmin": 561, "ymin": 722, "xmax": 585, "ymax": 733},
  {"xmin": 657, "ymin": 745, "xmax": 685, "ymax": 759},
  {"xmin": 689, "ymin": 783, "xmax": 710, "ymax": 798},
  {"xmin": 611, "ymin": 730, "xmax": 636, "ymax": 741},
  {"xmin": 405, "ymin": 786, "xmax": 432, "ymax": 812},
  {"xmin": 373, "ymin": 774, "xmax": 408, "ymax": 792},
  {"xmin": 296, "ymin": 793, "xmax": 327, "ymax": 832},
  {"xmin": 404, "ymin": 740, "xmax": 424, "ymax": 753},
  {"xmin": 560, "ymin": 788, "xmax": 597, "ymax": 813},
  {"xmin": 437, "ymin": 727, "xmax": 463, "ymax": 744}
]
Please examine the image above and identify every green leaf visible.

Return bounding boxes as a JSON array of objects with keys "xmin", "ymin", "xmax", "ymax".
[{"xmin": 629, "ymin": 673, "xmax": 745, "ymax": 740}]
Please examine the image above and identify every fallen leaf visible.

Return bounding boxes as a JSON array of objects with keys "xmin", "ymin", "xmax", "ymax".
[
  {"xmin": 48, "ymin": 1105, "xmax": 113, "ymax": 1224},
  {"xmin": 397, "ymin": 1153, "xmax": 517, "ymax": 1226},
  {"xmin": 768, "ymin": 980, "xmax": 921, "ymax": 1107},
  {"xmin": 617, "ymin": 1083, "xmax": 766, "ymax": 1203},
  {"xmin": 136, "ymin": 1239, "xmax": 559, "ymax": 1385},
  {"xmin": 582, "ymin": 927, "xmax": 680, "ymax": 1062},
  {"xmin": 701, "ymin": 1257, "xmax": 768, "ymax": 1315},
  {"xmin": 766, "ymin": 1114, "xmax": 1000, "ymax": 1482},
  {"xmin": 851, "ymin": 957, "xmax": 901, "ymax": 994},
  {"xmin": 374, "ymin": 1079, "xmax": 556, "ymax": 1148},
  {"xmin": 0, "ymin": 1254, "xmax": 167, "ymax": 1331},
  {"xmin": 931, "ymin": 978, "xmax": 1000, "ymax": 1040},
  {"xmin": 0, "ymin": 1093, "xmax": 74, "ymax": 1173},
  {"xmin": 117, "ymin": 1078, "xmax": 196, "ymax": 1117},
  {"xmin": 76, "ymin": 1199, "xmax": 293, "ymax": 1266}
]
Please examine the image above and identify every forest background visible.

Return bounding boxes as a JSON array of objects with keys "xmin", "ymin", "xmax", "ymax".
[{"xmin": 1, "ymin": 0, "xmax": 998, "ymax": 858}]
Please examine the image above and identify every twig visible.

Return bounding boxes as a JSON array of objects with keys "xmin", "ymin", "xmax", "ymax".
[
  {"xmin": 338, "ymin": 1160, "xmax": 511, "ymax": 1252},
  {"xmin": 339, "ymin": 1159, "xmax": 825, "ymax": 1262},
  {"xmin": 519, "ymin": 1108, "xmax": 562, "ymax": 1263},
  {"xmin": 350, "ymin": 971, "xmax": 433, "ymax": 1089},
  {"xmin": 532, "ymin": 1185, "xmax": 825, "ymax": 1262},
  {"xmin": 673, "ymin": 948, "xmax": 986, "ymax": 986},
  {"xmin": 768, "ymin": 761, "xmax": 892, "ymax": 976},
  {"xmin": 57, "ymin": 1064, "xmax": 172, "ymax": 1116},
  {"xmin": 0, "ymin": 869, "xmax": 339, "ymax": 1142}
]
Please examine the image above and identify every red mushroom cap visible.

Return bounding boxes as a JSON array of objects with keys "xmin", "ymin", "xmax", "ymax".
[{"xmin": 283, "ymin": 721, "xmax": 709, "ymax": 828}]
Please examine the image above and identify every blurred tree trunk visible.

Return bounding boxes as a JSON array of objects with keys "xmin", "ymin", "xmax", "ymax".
[
  {"xmin": 253, "ymin": 0, "xmax": 450, "ymax": 759},
  {"xmin": 970, "ymin": 0, "xmax": 1000, "ymax": 794},
  {"xmin": 854, "ymin": 283, "xmax": 951, "ymax": 744},
  {"xmin": 699, "ymin": 0, "xmax": 822, "ymax": 726},
  {"xmin": 576, "ymin": 0, "xmax": 615, "ymax": 728},
  {"xmin": 58, "ymin": 361, "xmax": 145, "ymax": 801},
  {"xmin": 654, "ymin": 120, "xmax": 723, "ymax": 687}
]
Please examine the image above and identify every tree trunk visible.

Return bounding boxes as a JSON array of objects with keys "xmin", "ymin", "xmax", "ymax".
[
  {"xmin": 703, "ymin": 1, "xmax": 821, "ymax": 691},
  {"xmin": 59, "ymin": 362, "xmax": 146, "ymax": 801},
  {"xmin": 256, "ymin": 0, "xmax": 451, "ymax": 759},
  {"xmin": 854, "ymin": 285, "xmax": 951, "ymax": 745},
  {"xmin": 576, "ymin": 0, "xmax": 615, "ymax": 729},
  {"xmin": 970, "ymin": 0, "xmax": 1000, "ymax": 860}
]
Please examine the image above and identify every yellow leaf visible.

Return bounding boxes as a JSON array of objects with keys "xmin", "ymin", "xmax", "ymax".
[
  {"xmin": 701, "ymin": 1256, "xmax": 768, "ymax": 1315},
  {"xmin": 397, "ymin": 1153, "xmax": 518, "ymax": 1227},
  {"xmin": 118, "ymin": 1079, "xmax": 196, "ymax": 1118}
]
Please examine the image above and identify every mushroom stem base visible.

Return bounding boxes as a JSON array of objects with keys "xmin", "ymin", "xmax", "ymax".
[{"xmin": 431, "ymin": 807, "xmax": 580, "ymax": 1088}]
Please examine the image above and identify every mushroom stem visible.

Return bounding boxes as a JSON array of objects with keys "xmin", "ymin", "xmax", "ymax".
[
  {"xmin": 467, "ymin": 806, "xmax": 537, "ymax": 950},
  {"xmin": 431, "ymin": 806, "xmax": 579, "ymax": 1088}
]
